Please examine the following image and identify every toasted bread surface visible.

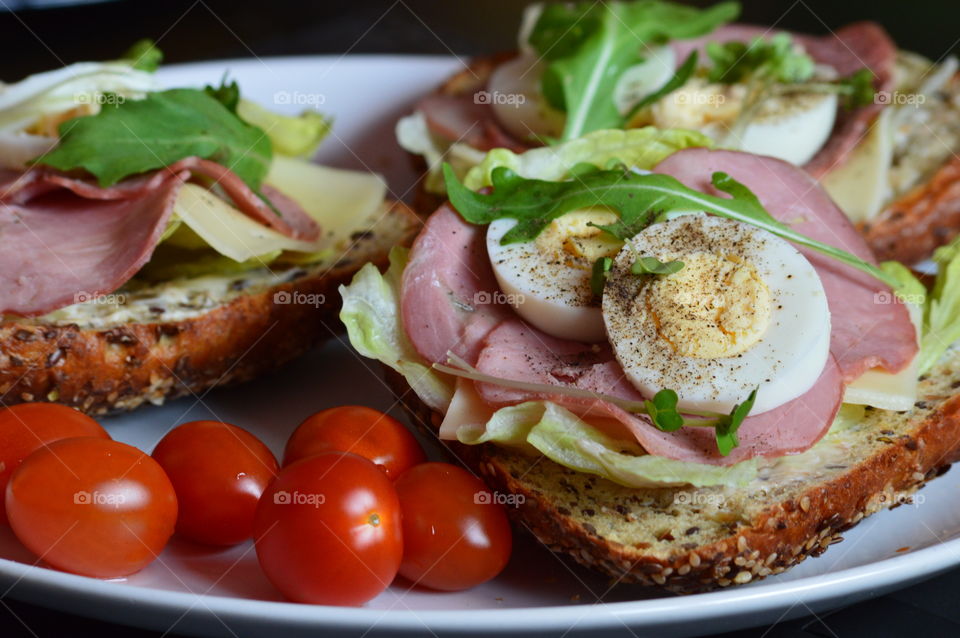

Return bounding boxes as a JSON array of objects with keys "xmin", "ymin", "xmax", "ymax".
[
  {"xmin": 386, "ymin": 346, "xmax": 960, "ymax": 593},
  {"xmin": 0, "ymin": 200, "xmax": 420, "ymax": 415}
]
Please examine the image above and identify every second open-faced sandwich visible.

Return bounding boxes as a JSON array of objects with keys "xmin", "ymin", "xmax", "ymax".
[{"xmin": 398, "ymin": 0, "xmax": 960, "ymax": 264}]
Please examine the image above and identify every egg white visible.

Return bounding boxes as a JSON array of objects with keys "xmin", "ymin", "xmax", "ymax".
[{"xmin": 602, "ymin": 215, "xmax": 831, "ymax": 415}]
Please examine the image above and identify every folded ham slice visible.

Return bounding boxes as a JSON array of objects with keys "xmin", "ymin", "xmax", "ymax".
[
  {"xmin": 401, "ymin": 204, "xmax": 512, "ymax": 365},
  {"xmin": 655, "ymin": 148, "xmax": 917, "ymax": 381},
  {"xmin": 0, "ymin": 159, "xmax": 320, "ymax": 317},
  {"xmin": 474, "ymin": 320, "xmax": 843, "ymax": 466}
]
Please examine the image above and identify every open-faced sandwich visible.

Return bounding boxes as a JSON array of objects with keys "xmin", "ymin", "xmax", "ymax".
[
  {"xmin": 398, "ymin": 0, "xmax": 960, "ymax": 264},
  {"xmin": 341, "ymin": 126, "xmax": 960, "ymax": 592},
  {"xmin": 0, "ymin": 41, "xmax": 419, "ymax": 414}
]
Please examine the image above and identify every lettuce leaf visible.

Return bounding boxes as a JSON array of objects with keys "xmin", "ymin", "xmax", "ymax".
[
  {"xmin": 339, "ymin": 247, "xmax": 455, "ymax": 413},
  {"xmin": 920, "ymin": 236, "xmax": 960, "ymax": 374},
  {"xmin": 395, "ymin": 110, "xmax": 487, "ymax": 194},
  {"xmin": 463, "ymin": 127, "xmax": 712, "ymax": 190},
  {"xmin": 457, "ymin": 399, "xmax": 758, "ymax": 488},
  {"xmin": 236, "ymin": 99, "xmax": 331, "ymax": 157}
]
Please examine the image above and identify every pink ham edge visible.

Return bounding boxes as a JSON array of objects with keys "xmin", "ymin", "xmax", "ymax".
[
  {"xmin": 474, "ymin": 320, "xmax": 843, "ymax": 466},
  {"xmin": 0, "ymin": 158, "xmax": 321, "ymax": 316},
  {"xmin": 0, "ymin": 170, "xmax": 189, "ymax": 316},
  {"xmin": 655, "ymin": 147, "xmax": 917, "ymax": 381},
  {"xmin": 2, "ymin": 159, "xmax": 321, "ymax": 240},
  {"xmin": 401, "ymin": 204, "xmax": 513, "ymax": 365}
]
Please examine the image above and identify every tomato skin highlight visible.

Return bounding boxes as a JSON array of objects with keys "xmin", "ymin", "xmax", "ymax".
[
  {"xmin": 5, "ymin": 437, "xmax": 177, "ymax": 579},
  {"xmin": 395, "ymin": 463, "xmax": 512, "ymax": 591},
  {"xmin": 152, "ymin": 420, "xmax": 279, "ymax": 546},
  {"xmin": 0, "ymin": 403, "xmax": 110, "ymax": 524},
  {"xmin": 253, "ymin": 452, "xmax": 402, "ymax": 605},
  {"xmin": 283, "ymin": 406, "xmax": 424, "ymax": 479}
]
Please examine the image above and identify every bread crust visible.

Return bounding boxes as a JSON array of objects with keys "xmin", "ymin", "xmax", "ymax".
[
  {"xmin": 385, "ymin": 366, "xmax": 960, "ymax": 593},
  {"xmin": 0, "ymin": 201, "xmax": 420, "ymax": 416},
  {"xmin": 863, "ymin": 156, "xmax": 960, "ymax": 264}
]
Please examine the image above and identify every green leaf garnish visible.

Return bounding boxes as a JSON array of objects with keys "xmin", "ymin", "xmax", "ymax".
[
  {"xmin": 714, "ymin": 387, "xmax": 757, "ymax": 456},
  {"xmin": 204, "ymin": 77, "xmax": 240, "ymax": 113},
  {"xmin": 632, "ymin": 256, "xmax": 684, "ymax": 275},
  {"xmin": 837, "ymin": 68, "xmax": 877, "ymax": 109},
  {"xmin": 706, "ymin": 33, "xmax": 814, "ymax": 84},
  {"xmin": 627, "ymin": 50, "xmax": 699, "ymax": 117},
  {"xmin": 443, "ymin": 163, "xmax": 901, "ymax": 290},
  {"xmin": 120, "ymin": 38, "xmax": 163, "ymax": 72},
  {"xmin": 33, "ymin": 88, "xmax": 272, "ymax": 191},
  {"xmin": 644, "ymin": 389, "xmax": 685, "ymax": 432},
  {"xmin": 590, "ymin": 256, "xmax": 613, "ymax": 296},
  {"xmin": 527, "ymin": 0, "xmax": 739, "ymax": 141}
]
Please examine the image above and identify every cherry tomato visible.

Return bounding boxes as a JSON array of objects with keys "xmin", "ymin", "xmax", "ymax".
[
  {"xmin": 6, "ymin": 437, "xmax": 177, "ymax": 578},
  {"xmin": 0, "ymin": 403, "xmax": 110, "ymax": 524},
  {"xmin": 151, "ymin": 420, "xmax": 279, "ymax": 546},
  {"xmin": 394, "ymin": 462, "xmax": 512, "ymax": 591},
  {"xmin": 283, "ymin": 406, "xmax": 424, "ymax": 479},
  {"xmin": 254, "ymin": 452, "xmax": 402, "ymax": 605}
]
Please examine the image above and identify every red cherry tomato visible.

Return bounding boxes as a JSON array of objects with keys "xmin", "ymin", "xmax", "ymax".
[
  {"xmin": 6, "ymin": 437, "xmax": 177, "ymax": 578},
  {"xmin": 283, "ymin": 406, "xmax": 424, "ymax": 479},
  {"xmin": 151, "ymin": 420, "xmax": 279, "ymax": 546},
  {"xmin": 394, "ymin": 462, "xmax": 512, "ymax": 591},
  {"xmin": 0, "ymin": 403, "xmax": 110, "ymax": 524},
  {"xmin": 254, "ymin": 452, "xmax": 402, "ymax": 605}
]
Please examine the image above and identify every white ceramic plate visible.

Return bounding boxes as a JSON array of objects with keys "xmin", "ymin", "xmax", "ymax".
[{"xmin": 2, "ymin": 56, "xmax": 960, "ymax": 638}]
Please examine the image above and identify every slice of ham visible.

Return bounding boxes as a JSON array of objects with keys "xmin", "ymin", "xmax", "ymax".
[
  {"xmin": 655, "ymin": 148, "xmax": 917, "ymax": 381},
  {"xmin": 418, "ymin": 93, "xmax": 528, "ymax": 153},
  {"xmin": 401, "ymin": 204, "xmax": 512, "ymax": 365},
  {"xmin": 0, "ymin": 158, "xmax": 320, "ymax": 316},
  {"xmin": 0, "ymin": 169, "xmax": 188, "ymax": 316},
  {"xmin": 1, "ymin": 159, "xmax": 321, "ymax": 241},
  {"xmin": 474, "ymin": 319, "xmax": 843, "ymax": 466},
  {"xmin": 671, "ymin": 22, "xmax": 896, "ymax": 177}
]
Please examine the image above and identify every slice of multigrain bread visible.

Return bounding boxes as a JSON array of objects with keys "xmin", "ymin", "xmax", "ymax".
[
  {"xmin": 0, "ymin": 201, "xmax": 420, "ymax": 416},
  {"xmin": 386, "ymin": 345, "xmax": 960, "ymax": 593}
]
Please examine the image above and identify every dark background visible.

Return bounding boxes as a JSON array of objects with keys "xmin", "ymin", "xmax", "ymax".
[{"xmin": 2, "ymin": 0, "xmax": 960, "ymax": 636}]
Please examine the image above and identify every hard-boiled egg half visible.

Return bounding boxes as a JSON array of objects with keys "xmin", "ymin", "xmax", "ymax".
[
  {"xmin": 602, "ymin": 214, "xmax": 831, "ymax": 415},
  {"xmin": 487, "ymin": 210, "xmax": 623, "ymax": 342}
]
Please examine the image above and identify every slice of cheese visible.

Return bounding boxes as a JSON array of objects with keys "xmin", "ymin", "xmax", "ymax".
[
  {"xmin": 821, "ymin": 107, "xmax": 894, "ymax": 224},
  {"xmin": 171, "ymin": 183, "xmax": 324, "ymax": 262},
  {"xmin": 265, "ymin": 155, "xmax": 387, "ymax": 239},
  {"xmin": 171, "ymin": 158, "xmax": 388, "ymax": 263},
  {"xmin": 843, "ymin": 301, "xmax": 922, "ymax": 411}
]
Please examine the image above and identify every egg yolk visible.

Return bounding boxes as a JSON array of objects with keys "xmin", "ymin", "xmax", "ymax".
[
  {"xmin": 644, "ymin": 252, "xmax": 771, "ymax": 358},
  {"xmin": 535, "ymin": 210, "xmax": 623, "ymax": 271}
]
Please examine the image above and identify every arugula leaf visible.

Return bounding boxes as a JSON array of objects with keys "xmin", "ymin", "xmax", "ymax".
[
  {"xmin": 707, "ymin": 33, "xmax": 814, "ymax": 84},
  {"xmin": 627, "ymin": 50, "xmax": 698, "ymax": 117},
  {"xmin": 644, "ymin": 389, "xmax": 685, "ymax": 432},
  {"xmin": 121, "ymin": 38, "xmax": 163, "ymax": 72},
  {"xmin": 33, "ymin": 88, "xmax": 272, "ymax": 190},
  {"xmin": 590, "ymin": 256, "xmax": 613, "ymax": 296},
  {"xmin": 443, "ymin": 163, "xmax": 901, "ymax": 290},
  {"xmin": 632, "ymin": 256, "xmax": 684, "ymax": 275},
  {"xmin": 714, "ymin": 387, "xmax": 757, "ymax": 456},
  {"xmin": 837, "ymin": 68, "xmax": 877, "ymax": 109},
  {"xmin": 204, "ymin": 77, "xmax": 240, "ymax": 113},
  {"xmin": 587, "ymin": 211, "xmax": 657, "ymax": 241},
  {"xmin": 527, "ymin": 0, "xmax": 739, "ymax": 141}
]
